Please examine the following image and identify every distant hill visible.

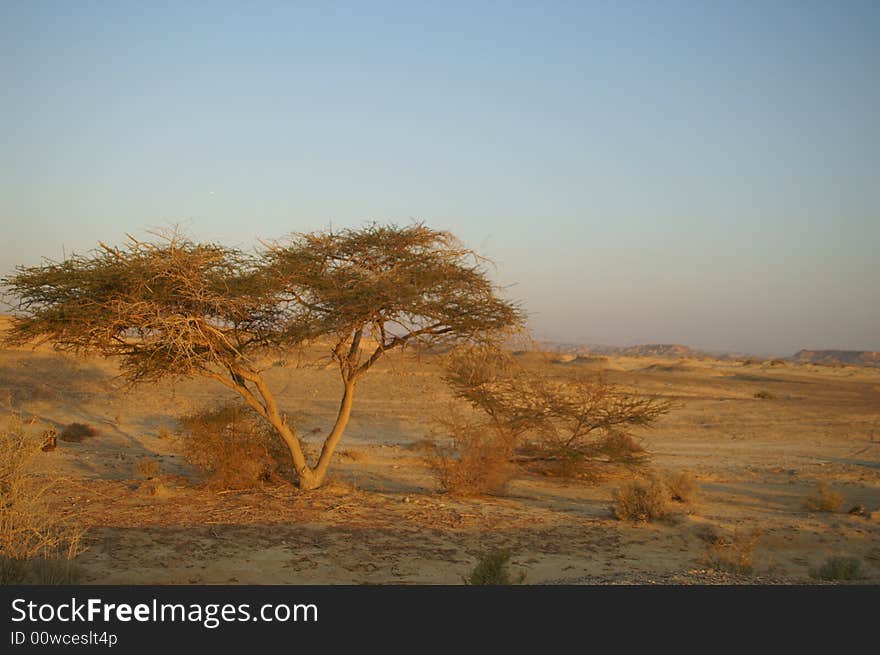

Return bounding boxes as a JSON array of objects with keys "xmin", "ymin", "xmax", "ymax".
[
  {"xmin": 539, "ymin": 341, "xmax": 714, "ymax": 359},
  {"xmin": 790, "ymin": 350, "xmax": 880, "ymax": 368},
  {"xmin": 617, "ymin": 344, "xmax": 700, "ymax": 358}
]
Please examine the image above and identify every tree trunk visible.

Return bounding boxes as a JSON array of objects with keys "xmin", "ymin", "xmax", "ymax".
[
  {"xmin": 215, "ymin": 369, "xmax": 319, "ymax": 490},
  {"xmin": 311, "ymin": 379, "xmax": 357, "ymax": 487},
  {"xmin": 265, "ymin": 410, "xmax": 318, "ymax": 490}
]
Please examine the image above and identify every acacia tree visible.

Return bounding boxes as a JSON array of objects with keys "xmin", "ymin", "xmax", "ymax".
[
  {"xmin": 259, "ymin": 223, "xmax": 523, "ymax": 487},
  {"xmin": 2, "ymin": 224, "xmax": 523, "ymax": 490}
]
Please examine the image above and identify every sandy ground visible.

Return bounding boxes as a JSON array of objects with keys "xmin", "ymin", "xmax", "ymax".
[{"xmin": 2, "ymin": 332, "xmax": 879, "ymax": 584}]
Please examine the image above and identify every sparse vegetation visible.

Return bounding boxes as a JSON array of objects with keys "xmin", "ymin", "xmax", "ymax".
[
  {"xmin": 59, "ymin": 422, "xmax": 98, "ymax": 442},
  {"xmin": 701, "ymin": 529, "xmax": 763, "ymax": 575},
  {"xmin": 463, "ymin": 548, "xmax": 524, "ymax": 585},
  {"xmin": 0, "ymin": 408, "xmax": 83, "ymax": 584},
  {"xmin": 178, "ymin": 403, "xmax": 290, "ymax": 491},
  {"xmin": 805, "ymin": 481, "xmax": 844, "ymax": 512},
  {"xmin": 810, "ymin": 556, "xmax": 864, "ymax": 581},
  {"xmin": 612, "ymin": 478, "xmax": 670, "ymax": 522}
]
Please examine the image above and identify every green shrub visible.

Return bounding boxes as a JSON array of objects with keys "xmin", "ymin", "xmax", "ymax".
[
  {"xmin": 59, "ymin": 422, "xmax": 98, "ymax": 442},
  {"xmin": 0, "ymin": 556, "xmax": 82, "ymax": 585},
  {"xmin": 464, "ymin": 549, "xmax": 524, "ymax": 585},
  {"xmin": 810, "ymin": 556, "xmax": 864, "ymax": 581}
]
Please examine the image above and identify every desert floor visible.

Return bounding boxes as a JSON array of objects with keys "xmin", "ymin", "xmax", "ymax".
[{"xmin": 3, "ymin": 336, "xmax": 879, "ymax": 584}]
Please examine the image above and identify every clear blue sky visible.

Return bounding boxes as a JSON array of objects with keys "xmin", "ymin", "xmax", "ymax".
[{"xmin": 2, "ymin": 1, "xmax": 878, "ymax": 355}]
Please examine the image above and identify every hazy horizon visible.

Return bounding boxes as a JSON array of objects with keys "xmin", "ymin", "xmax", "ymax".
[{"xmin": 2, "ymin": 1, "xmax": 878, "ymax": 355}]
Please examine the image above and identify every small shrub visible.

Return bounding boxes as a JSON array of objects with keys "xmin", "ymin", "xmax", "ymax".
[
  {"xmin": 805, "ymin": 482, "xmax": 844, "ymax": 512},
  {"xmin": 464, "ymin": 549, "xmax": 524, "ymax": 585},
  {"xmin": 178, "ymin": 403, "xmax": 290, "ymax": 490},
  {"xmin": 810, "ymin": 556, "xmax": 864, "ymax": 581},
  {"xmin": 428, "ymin": 416, "xmax": 516, "ymax": 496},
  {"xmin": 663, "ymin": 470, "xmax": 699, "ymax": 504},
  {"xmin": 612, "ymin": 478, "xmax": 669, "ymax": 522},
  {"xmin": 59, "ymin": 422, "xmax": 98, "ymax": 442},
  {"xmin": 702, "ymin": 529, "xmax": 763, "ymax": 575},
  {"xmin": 134, "ymin": 457, "xmax": 162, "ymax": 479},
  {"xmin": 753, "ymin": 391, "xmax": 775, "ymax": 400}
]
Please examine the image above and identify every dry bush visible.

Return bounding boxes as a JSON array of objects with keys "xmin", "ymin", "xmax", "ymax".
[
  {"xmin": 134, "ymin": 457, "xmax": 162, "ymax": 479},
  {"xmin": 428, "ymin": 414, "xmax": 516, "ymax": 496},
  {"xmin": 701, "ymin": 529, "xmax": 763, "ymax": 575},
  {"xmin": 663, "ymin": 470, "xmax": 699, "ymax": 504},
  {"xmin": 178, "ymin": 403, "xmax": 291, "ymax": 490},
  {"xmin": 805, "ymin": 482, "xmax": 844, "ymax": 512},
  {"xmin": 753, "ymin": 390, "xmax": 775, "ymax": 400},
  {"xmin": 463, "ymin": 548, "xmax": 524, "ymax": 585},
  {"xmin": 810, "ymin": 556, "xmax": 864, "ymax": 581},
  {"xmin": 443, "ymin": 346, "xmax": 671, "ymax": 479},
  {"xmin": 59, "ymin": 422, "xmax": 98, "ymax": 443},
  {"xmin": 612, "ymin": 478, "xmax": 670, "ymax": 522},
  {"xmin": 0, "ymin": 408, "xmax": 83, "ymax": 584}
]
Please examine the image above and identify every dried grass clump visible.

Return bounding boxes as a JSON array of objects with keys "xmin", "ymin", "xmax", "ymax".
[
  {"xmin": 805, "ymin": 481, "xmax": 844, "ymax": 512},
  {"xmin": 0, "ymin": 408, "xmax": 83, "ymax": 584},
  {"xmin": 134, "ymin": 457, "xmax": 162, "ymax": 479},
  {"xmin": 612, "ymin": 478, "xmax": 670, "ymax": 522},
  {"xmin": 59, "ymin": 422, "xmax": 98, "ymax": 443},
  {"xmin": 428, "ymin": 415, "xmax": 516, "ymax": 496},
  {"xmin": 753, "ymin": 390, "xmax": 775, "ymax": 400},
  {"xmin": 463, "ymin": 548, "xmax": 524, "ymax": 585},
  {"xmin": 810, "ymin": 556, "xmax": 864, "ymax": 581},
  {"xmin": 663, "ymin": 470, "xmax": 699, "ymax": 504},
  {"xmin": 178, "ymin": 403, "xmax": 291, "ymax": 491},
  {"xmin": 701, "ymin": 529, "xmax": 763, "ymax": 575}
]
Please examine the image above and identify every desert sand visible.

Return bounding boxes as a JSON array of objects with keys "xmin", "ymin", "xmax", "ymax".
[{"xmin": 2, "ymin": 325, "xmax": 879, "ymax": 584}]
